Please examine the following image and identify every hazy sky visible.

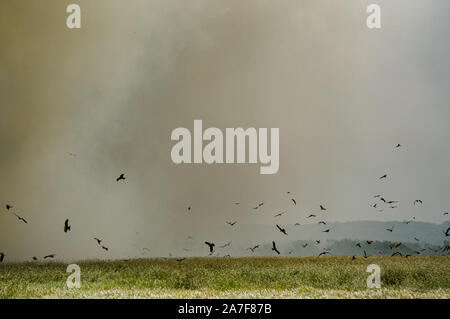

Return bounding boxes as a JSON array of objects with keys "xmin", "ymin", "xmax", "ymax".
[{"xmin": 0, "ymin": 0, "xmax": 449, "ymax": 261}]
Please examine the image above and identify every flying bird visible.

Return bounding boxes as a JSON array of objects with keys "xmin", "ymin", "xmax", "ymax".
[
  {"xmin": 386, "ymin": 226, "xmax": 395, "ymax": 232},
  {"xmin": 176, "ymin": 258, "xmax": 186, "ymax": 262},
  {"xmin": 302, "ymin": 243, "xmax": 308, "ymax": 248},
  {"xmin": 414, "ymin": 237, "xmax": 420, "ymax": 241},
  {"xmin": 367, "ymin": 240, "xmax": 373, "ymax": 245},
  {"xmin": 276, "ymin": 224, "xmax": 287, "ymax": 235},
  {"xmin": 395, "ymin": 144, "xmax": 401, "ymax": 148},
  {"xmin": 116, "ymin": 173, "xmax": 126, "ymax": 182},
  {"xmin": 356, "ymin": 243, "xmax": 362, "ymax": 248},
  {"xmin": 322, "ymin": 229, "xmax": 330, "ymax": 233},
  {"xmin": 363, "ymin": 250, "xmax": 368, "ymax": 258},
  {"xmin": 373, "ymin": 195, "xmax": 381, "ymax": 198},
  {"xmin": 13, "ymin": 213, "xmax": 27, "ymax": 224},
  {"xmin": 318, "ymin": 251, "xmax": 330, "ymax": 257},
  {"xmin": 443, "ymin": 212, "xmax": 448, "ymax": 216},
  {"xmin": 6, "ymin": 204, "xmax": 12, "ymax": 210},
  {"xmin": 291, "ymin": 199, "xmax": 296, "ymax": 205},
  {"xmin": 294, "ymin": 222, "xmax": 301, "ymax": 226},
  {"xmin": 271, "ymin": 241, "xmax": 280, "ymax": 255},
  {"xmin": 318, "ymin": 221, "xmax": 327, "ymax": 225},
  {"xmin": 274, "ymin": 211, "xmax": 286, "ymax": 218},
  {"xmin": 0, "ymin": 253, "xmax": 4, "ymax": 262},
  {"xmin": 64, "ymin": 219, "xmax": 71, "ymax": 233},
  {"xmin": 232, "ymin": 202, "xmax": 240, "ymax": 205},
  {"xmin": 187, "ymin": 206, "xmax": 191, "ymax": 212},
  {"xmin": 320, "ymin": 205, "xmax": 326, "ymax": 211},
  {"xmin": 219, "ymin": 242, "xmax": 232, "ymax": 248},
  {"xmin": 315, "ymin": 240, "xmax": 321, "ymax": 244},
  {"xmin": 247, "ymin": 245, "xmax": 260, "ymax": 253},
  {"xmin": 379, "ymin": 174, "xmax": 387, "ymax": 179},
  {"xmin": 44, "ymin": 254, "xmax": 55, "ymax": 259},
  {"xmin": 413, "ymin": 200, "xmax": 423, "ymax": 205},
  {"xmin": 205, "ymin": 241, "xmax": 215, "ymax": 253},
  {"xmin": 226, "ymin": 221, "xmax": 237, "ymax": 226},
  {"xmin": 307, "ymin": 214, "xmax": 316, "ymax": 218},
  {"xmin": 391, "ymin": 252, "xmax": 403, "ymax": 257},
  {"xmin": 389, "ymin": 243, "xmax": 401, "ymax": 249},
  {"xmin": 445, "ymin": 227, "xmax": 450, "ymax": 237},
  {"xmin": 94, "ymin": 238, "xmax": 102, "ymax": 245},
  {"xmin": 101, "ymin": 246, "xmax": 109, "ymax": 251}
]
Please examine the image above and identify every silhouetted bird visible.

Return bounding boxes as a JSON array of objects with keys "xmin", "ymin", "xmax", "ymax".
[
  {"xmin": 272, "ymin": 241, "xmax": 280, "ymax": 255},
  {"xmin": 13, "ymin": 213, "xmax": 27, "ymax": 224},
  {"xmin": 320, "ymin": 205, "xmax": 326, "ymax": 211},
  {"xmin": 6, "ymin": 204, "xmax": 12, "ymax": 210},
  {"xmin": 445, "ymin": 227, "xmax": 450, "ymax": 237},
  {"xmin": 0, "ymin": 253, "xmax": 4, "ymax": 262},
  {"xmin": 395, "ymin": 144, "xmax": 401, "ymax": 148},
  {"xmin": 414, "ymin": 237, "xmax": 420, "ymax": 241},
  {"xmin": 233, "ymin": 202, "xmax": 240, "ymax": 205},
  {"xmin": 307, "ymin": 214, "xmax": 316, "ymax": 218},
  {"xmin": 413, "ymin": 200, "xmax": 423, "ymax": 205},
  {"xmin": 64, "ymin": 219, "xmax": 71, "ymax": 233},
  {"xmin": 363, "ymin": 250, "xmax": 368, "ymax": 258},
  {"xmin": 274, "ymin": 211, "xmax": 286, "ymax": 217},
  {"xmin": 318, "ymin": 221, "xmax": 327, "ymax": 225},
  {"xmin": 187, "ymin": 206, "xmax": 191, "ymax": 212},
  {"xmin": 205, "ymin": 242, "xmax": 215, "ymax": 253},
  {"xmin": 32, "ymin": 257, "xmax": 38, "ymax": 261},
  {"xmin": 380, "ymin": 197, "xmax": 386, "ymax": 203},
  {"xmin": 386, "ymin": 226, "xmax": 394, "ymax": 232},
  {"xmin": 247, "ymin": 245, "xmax": 260, "ymax": 253},
  {"xmin": 318, "ymin": 251, "xmax": 330, "ymax": 257},
  {"xmin": 291, "ymin": 199, "xmax": 296, "ymax": 205},
  {"xmin": 302, "ymin": 243, "xmax": 308, "ymax": 248},
  {"xmin": 276, "ymin": 224, "xmax": 287, "ymax": 235},
  {"xmin": 94, "ymin": 238, "xmax": 102, "ymax": 245},
  {"xmin": 101, "ymin": 246, "xmax": 109, "ymax": 251},
  {"xmin": 372, "ymin": 203, "xmax": 377, "ymax": 208},
  {"xmin": 315, "ymin": 240, "xmax": 320, "ymax": 244},
  {"xmin": 176, "ymin": 258, "xmax": 186, "ymax": 262},
  {"xmin": 116, "ymin": 173, "xmax": 126, "ymax": 182},
  {"xmin": 226, "ymin": 221, "xmax": 237, "ymax": 226},
  {"xmin": 294, "ymin": 222, "xmax": 301, "ymax": 226},
  {"xmin": 322, "ymin": 229, "xmax": 330, "ymax": 233},
  {"xmin": 373, "ymin": 195, "xmax": 381, "ymax": 198},
  {"xmin": 219, "ymin": 242, "xmax": 231, "ymax": 248},
  {"xmin": 379, "ymin": 174, "xmax": 387, "ymax": 179},
  {"xmin": 443, "ymin": 212, "xmax": 448, "ymax": 216},
  {"xmin": 367, "ymin": 240, "xmax": 373, "ymax": 245},
  {"xmin": 44, "ymin": 254, "xmax": 55, "ymax": 259},
  {"xmin": 356, "ymin": 243, "xmax": 362, "ymax": 248},
  {"xmin": 391, "ymin": 252, "xmax": 403, "ymax": 257},
  {"xmin": 389, "ymin": 243, "xmax": 401, "ymax": 249}
]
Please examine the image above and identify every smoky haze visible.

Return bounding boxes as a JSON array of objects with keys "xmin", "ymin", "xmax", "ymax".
[{"xmin": 0, "ymin": 0, "xmax": 449, "ymax": 261}]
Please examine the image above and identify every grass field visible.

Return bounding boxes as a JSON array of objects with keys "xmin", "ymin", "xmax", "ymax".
[{"xmin": 0, "ymin": 256, "xmax": 449, "ymax": 298}]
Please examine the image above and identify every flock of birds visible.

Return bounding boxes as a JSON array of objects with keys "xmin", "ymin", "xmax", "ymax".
[{"xmin": 1, "ymin": 143, "xmax": 449, "ymax": 263}]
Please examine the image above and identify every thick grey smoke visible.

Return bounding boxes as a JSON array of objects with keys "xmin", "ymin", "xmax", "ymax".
[{"xmin": 0, "ymin": 0, "xmax": 449, "ymax": 261}]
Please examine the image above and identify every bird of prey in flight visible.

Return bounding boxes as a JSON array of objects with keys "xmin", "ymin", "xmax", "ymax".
[
  {"xmin": 116, "ymin": 173, "xmax": 126, "ymax": 182},
  {"xmin": 276, "ymin": 224, "xmax": 287, "ymax": 235},
  {"xmin": 271, "ymin": 241, "xmax": 280, "ymax": 255},
  {"xmin": 13, "ymin": 213, "xmax": 27, "ymax": 224},
  {"xmin": 64, "ymin": 219, "xmax": 71, "ymax": 233},
  {"xmin": 205, "ymin": 242, "xmax": 215, "ymax": 253}
]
